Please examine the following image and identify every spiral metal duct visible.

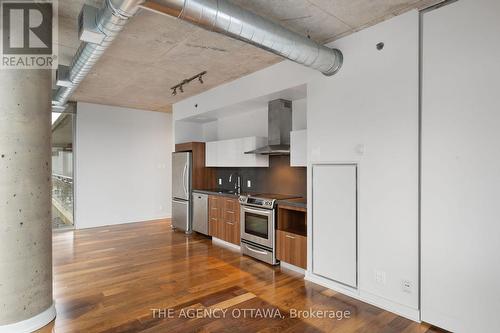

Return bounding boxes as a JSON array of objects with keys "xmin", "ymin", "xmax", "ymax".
[
  {"xmin": 53, "ymin": 0, "xmax": 343, "ymax": 106},
  {"xmin": 144, "ymin": 0, "xmax": 343, "ymax": 76}
]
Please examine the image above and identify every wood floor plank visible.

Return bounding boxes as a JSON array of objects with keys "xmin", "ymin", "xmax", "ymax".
[{"xmin": 34, "ymin": 220, "xmax": 446, "ymax": 333}]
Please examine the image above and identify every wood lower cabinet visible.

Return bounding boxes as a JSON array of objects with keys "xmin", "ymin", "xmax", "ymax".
[
  {"xmin": 276, "ymin": 230, "xmax": 307, "ymax": 269},
  {"xmin": 277, "ymin": 204, "xmax": 307, "ymax": 269},
  {"xmin": 208, "ymin": 195, "xmax": 240, "ymax": 245}
]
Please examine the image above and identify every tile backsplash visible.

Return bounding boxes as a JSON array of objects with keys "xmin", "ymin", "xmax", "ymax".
[{"xmin": 214, "ymin": 156, "xmax": 306, "ymax": 197}]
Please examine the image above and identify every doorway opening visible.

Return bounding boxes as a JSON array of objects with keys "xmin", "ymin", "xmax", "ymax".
[{"xmin": 52, "ymin": 107, "xmax": 75, "ymax": 230}]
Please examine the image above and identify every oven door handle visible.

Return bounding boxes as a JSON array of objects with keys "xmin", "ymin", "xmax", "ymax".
[
  {"xmin": 243, "ymin": 207, "xmax": 272, "ymax": 215},
  {"xmin": 244, "ymin": 244, "xmax": 268, "ymax": 255}
]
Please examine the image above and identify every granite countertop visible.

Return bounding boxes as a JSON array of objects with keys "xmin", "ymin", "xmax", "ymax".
[
  {"xmin": 276, "ymin": 197, "xmax": 307, "ymax": 210},
  {"xmin": 194, "ymin": 189, "xmax": 307, "ymax": 210}
]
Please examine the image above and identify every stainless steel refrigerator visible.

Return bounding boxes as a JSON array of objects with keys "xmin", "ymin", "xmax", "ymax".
[{"xmin": 172, "ymin": 152, "xmax": 192, "ymax": 233}]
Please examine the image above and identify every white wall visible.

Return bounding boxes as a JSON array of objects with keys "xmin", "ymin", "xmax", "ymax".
[
  {"xmin": 421, "ymin": 0, "xmax": 500, "ymax": 331},
  {"xmin": 173, "ymin": 10, "xmax": 419, "ymax": 320},
  {"xmin": 177, "ymin": 100, "xmax": 307, "ymax": 144},
  {"xmin": 175, "ymin": 120, "xmax": 204, "ymax": 144},
  {"xmin": 210, "ymin": 107, "xmax": 268, "ymax": 141},
  {"xmin": 292, "ymin": 98, "xmax": 307, "ymax": 131},
  {"xmin": 174, "ymin": 62, "xmax": 317, "ymax": 122},
  {"xmin": 75, "ymin": 102, "xmax": 173, "ymax": 229},
  {"xmin": 308, "ymin": 10, "xmax": 419, "ymax": 318}
]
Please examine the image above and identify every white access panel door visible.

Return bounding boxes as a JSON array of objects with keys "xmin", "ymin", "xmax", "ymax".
[
  {"xmin": 312, "ymin": 164, "xmax": 357, "ymax": 288},
  {"xmin": 422, "ymin": 0, "xmax": 500, "ymax": 331}
]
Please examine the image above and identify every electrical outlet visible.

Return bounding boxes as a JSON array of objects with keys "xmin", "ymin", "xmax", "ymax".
[
  {"xmin": 247, "ymin": 180, "xmax": 252, "ymax": 188},
  {"xmin": 218, "ymin": 178, "xmax": 222, "ymax": 185},
  {"xmin": 402, "ymin": 280, "xmax": 412, "ymax": 293},
  {"xmin": 374, "ymin": 270, "xmax": 386, "ymax": 285}
]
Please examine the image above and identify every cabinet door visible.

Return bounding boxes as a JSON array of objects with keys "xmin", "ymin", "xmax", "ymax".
[
  {"xmin": 208, "ymin": 196, "xmax": 221, "ymax": 237},
  {"xmin": 241, "ymin": 137, "xmax": 269, "ymax": 167},
  {"xmin": 205, "ymin": 137, "xmax": 269, "ymax": 167},
  {"xmin": 276, "ymin": 230, "xmax": 307, "ymax": 269},
  {"xmin": 312, "ymin": 164, "xmax": 357, "ymax": 287},
  {"xmin": 223, "ymin": 198, "xmax": 240, "ymax": 245},
  {"xmin": 290, "ymin": 130, "xmax": 307, "ymax": 167}
]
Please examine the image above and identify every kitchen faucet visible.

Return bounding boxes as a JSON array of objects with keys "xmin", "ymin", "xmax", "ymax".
[{"xmin": 229, "ymin": 173, "xmax": 242, "ymax": 195}]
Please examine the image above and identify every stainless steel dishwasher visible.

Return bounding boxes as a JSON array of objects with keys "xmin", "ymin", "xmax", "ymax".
[{"xmin": 192, "ymin": 192, "xmax": 208, "ymax": 235}]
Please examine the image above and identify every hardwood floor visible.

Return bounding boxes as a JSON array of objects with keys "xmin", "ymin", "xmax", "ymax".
[{"xmin": 37, "ymin": 220, "xmax": 445, "ymax": 333}]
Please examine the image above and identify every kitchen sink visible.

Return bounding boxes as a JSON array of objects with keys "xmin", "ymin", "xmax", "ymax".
[{"xmin": 216, "ymin": 190, "xmax": 236, "ymax": 195}]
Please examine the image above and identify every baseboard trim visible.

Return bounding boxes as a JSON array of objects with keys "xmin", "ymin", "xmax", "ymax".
[
  {"xmin": 280, "ymin": 261, "xmax": 306, "ymax": 275},
  {"xmin": 305, "ymin": 273, "xmax": 420, "ymax": 322},
  {"xmin": 212, "ymin": 238, "xmax": 241, "ymax": 252},
  {"xmin": 75, "ymin": 217, "xmax": 171, "ymax": 230},
  {"xmin": 0, "ymin": 302, "xmax": 56, "ymax": 333}
]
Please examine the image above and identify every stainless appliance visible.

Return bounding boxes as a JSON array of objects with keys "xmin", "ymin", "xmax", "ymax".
[
  {"xmin": 244, "ymin": 99, "xmax": 292, "ymax": 155},
  {"xmin": 192, "ymin": 192, "xmax": 208, "ymax": 235},
  {"xmin": 239, "ymin": 193, "xmax": 300, "ymax": 265},
  {"xmin": 172, "ymin": 152, "xmax": 192, "ymax": 233}
]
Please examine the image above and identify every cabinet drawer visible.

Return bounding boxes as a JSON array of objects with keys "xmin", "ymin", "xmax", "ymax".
[
  {"xmin": 209, "ymin": 196, "xmax": 221, "ymax": 218},
  {"xmin": 223, "ymin": 198, "xmax": 240, "ymax": 245},
  {"xmin": 276, "ymin": 230, "xmax": 307, "ymax": 269},
  {"xmin": 208, "ymin": 196, "xmax": 221, "ymax": 237},
  {"xmin": 223, "ymin": 219, "xmax": 240, "ymax": 245},
  {"xmin": 223, "ymin": 198, "xmax": 239, "ymax": 223}
]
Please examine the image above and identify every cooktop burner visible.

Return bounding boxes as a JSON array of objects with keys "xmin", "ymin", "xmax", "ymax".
[
  {"xmin": 239, "ymin": 193, "xmax": 302, "ymax": 209},
  {"xmin": 249, "ymin": 193, "xmax": 301, "ymax": 200}
]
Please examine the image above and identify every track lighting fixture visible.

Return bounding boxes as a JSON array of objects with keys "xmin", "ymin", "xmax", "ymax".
[{"xmin": 170, "ymin": 71, "xmax": 207, "ymax": 96}]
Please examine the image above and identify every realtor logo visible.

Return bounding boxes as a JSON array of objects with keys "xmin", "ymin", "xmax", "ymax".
[{"xmin": 1, "ymin": 0, "xmax": 58, "ymax": 69}]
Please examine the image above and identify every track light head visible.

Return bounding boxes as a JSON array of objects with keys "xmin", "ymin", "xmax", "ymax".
[
  {"xmin": 179, "ymin": 85, "xmax": 184, "ymax": 93},
  {"xmin": 198, "ymin": 75, "xmax": 204, "ymax": 84}
]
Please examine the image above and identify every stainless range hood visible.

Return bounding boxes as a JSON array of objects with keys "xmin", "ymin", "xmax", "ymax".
[{"xmin": 245, "ymin": 99, "xmax": 292, "ymax": 156}]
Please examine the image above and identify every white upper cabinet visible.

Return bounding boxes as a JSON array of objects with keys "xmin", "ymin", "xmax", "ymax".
[
  {"xmin": 290, "ymin": 130, "xmax": 307, "ymax": 167},
  {"xmin": 205, "ymin": 137, "xmax": 269, "ymax": 167}
]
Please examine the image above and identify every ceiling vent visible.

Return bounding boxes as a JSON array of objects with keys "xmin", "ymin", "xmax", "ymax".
[{"xmin": 78, "ymin": 5, "xmax": 106, "ymax": 44}]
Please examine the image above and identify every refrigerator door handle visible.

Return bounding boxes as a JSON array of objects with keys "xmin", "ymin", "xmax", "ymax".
[{"xmin": 182, "ymin": 164, "xmax": 188, "ymax": 197}]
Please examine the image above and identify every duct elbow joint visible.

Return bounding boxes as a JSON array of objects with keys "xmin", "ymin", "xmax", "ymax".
[{"xmin": 322, "ymin": 48, "xmax": 343, "ymax": 76}]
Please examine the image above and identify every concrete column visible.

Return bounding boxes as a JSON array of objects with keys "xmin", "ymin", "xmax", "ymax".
[{"xmin": 0, "ymin": 69, "xmax": 55, "ymax": 331}]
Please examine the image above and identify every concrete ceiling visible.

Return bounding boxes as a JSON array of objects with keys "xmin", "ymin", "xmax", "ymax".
[{"xmin": 57, "ymin": 0, "xmax": 441, "ymax": 113}]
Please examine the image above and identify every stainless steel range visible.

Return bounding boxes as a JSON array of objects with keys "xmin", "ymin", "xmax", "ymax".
[{"xmin": 239, "ymin": 193, "xmax": 300, "ymax": 265}]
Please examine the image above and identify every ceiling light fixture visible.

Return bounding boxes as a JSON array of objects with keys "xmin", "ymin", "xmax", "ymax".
[{"xmin": 170, "ymin": 71, "xmax": 207, "ymax": 96}]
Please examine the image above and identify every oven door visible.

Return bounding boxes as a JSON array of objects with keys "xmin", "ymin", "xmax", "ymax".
[{"xmin": 240, "ymin": 205, "xmax": 275, "ymax": 249}]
